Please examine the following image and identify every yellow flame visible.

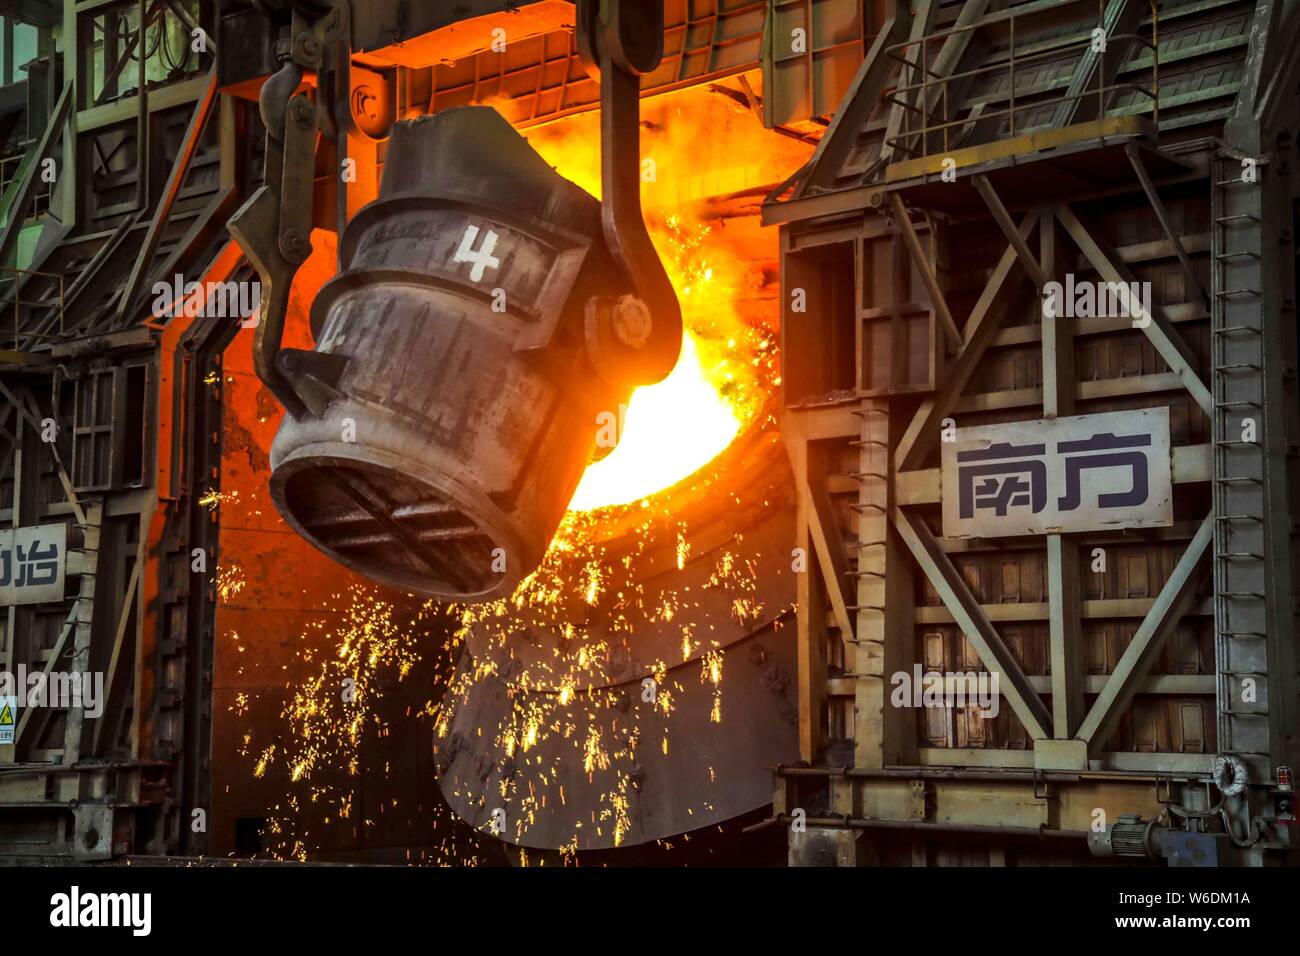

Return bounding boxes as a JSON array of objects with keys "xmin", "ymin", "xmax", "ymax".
[
  {"xmin": 525, "ymin": 109, "xmax": 783, "ymax": 512},
  {"xmin": 567, "ymin": 334, "xmax": 741, "ymax": 510}
]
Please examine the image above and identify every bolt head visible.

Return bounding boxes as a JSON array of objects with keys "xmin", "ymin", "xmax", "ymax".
[
  {"xmin": 283, "ymin": 229, "xmax": 311, "ymax": 262},
  {"xmin": 610, "ymin": 294, "xmax": 652, "ymax": 349}
]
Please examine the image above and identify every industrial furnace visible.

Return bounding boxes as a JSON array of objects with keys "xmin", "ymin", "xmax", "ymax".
[{"xmin": 0, "ymin": 0, "xmax": 1298, "ymax": 892}]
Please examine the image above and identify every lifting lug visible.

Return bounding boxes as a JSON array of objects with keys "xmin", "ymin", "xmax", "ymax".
[{"xmin": 577, "ymin": 0, "xmax": 683, "ymax": 388}]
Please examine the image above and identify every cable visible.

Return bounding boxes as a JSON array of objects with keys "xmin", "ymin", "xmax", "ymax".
[{"xmin": 159, "ymin": 13, "xmax": 187, "ymax": 72}]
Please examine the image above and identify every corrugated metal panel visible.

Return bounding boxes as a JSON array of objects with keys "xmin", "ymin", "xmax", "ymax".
[
  {"xmin": 428, "ymin": 0, "xmax": 768, "ymax": 127},
  {"xmin": 772, "ymin": 0, "xmax": 1260, "ymax": 206},
  {"xmin": 763, "ymin": 0, "xmax": 883, "ymax": 126}
]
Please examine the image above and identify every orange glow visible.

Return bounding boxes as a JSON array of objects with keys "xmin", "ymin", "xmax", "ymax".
[
  {"xmin": 522, "ymin": 87, "xmax": 810, "ymax": 511},
  {"xmin": 568, "ymin": 331, "xmax": 740, "ymax": 510}
]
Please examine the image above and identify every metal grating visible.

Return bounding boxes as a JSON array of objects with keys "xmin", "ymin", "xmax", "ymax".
[{"xmin": 286, "ymin": 463, "xmax": 499, "ymax": 597}]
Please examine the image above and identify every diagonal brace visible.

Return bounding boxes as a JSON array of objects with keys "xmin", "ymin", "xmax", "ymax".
[
  {"xmin": 893, "ymin": 508, "xmax": 1052, "ymax": 740},
  {"xmin": 973, "ymin": 175, "xmax": 1050, "ymax": 290},
  {"xmin": 888, "ymin": 192, "xmax": 963, "ymax": 350},
  {"xmin": 1056, "ymin": 203, "xmax": 1212, "ymax": 415},
  {"xmin": 1075, "ymin": 514, "xmax": 1213, "ymax": 753},
  {"xmin": 1125, "ymin": 143, "xmax": 1210, "ymax": 308},
  {"xmin": 805, "ymin": 469, "xmax": 855, "ymax": 640},
  {"xmin": 894, "ymin": 212, "xmax": 1037, "ymax": 471}
]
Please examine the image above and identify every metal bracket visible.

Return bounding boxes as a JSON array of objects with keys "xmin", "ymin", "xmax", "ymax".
[
  {"xmin": 1033, "ymin": 771, "xmax": 1052, "ymax": 801},
  {"xmin": 576, "ymin": 0, "xmax": 682, "ymax": 387},
  {"xmin": 910, "ymin": 779, "xmax": 933, "ymax": 820},
  {"xmin": 227, "ymin": 1, "xmax": 350, "ymax": 421}
]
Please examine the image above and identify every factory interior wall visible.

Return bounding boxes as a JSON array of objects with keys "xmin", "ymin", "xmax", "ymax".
[{"xmin": 209, "ymin": 229, "xmax": 468, "ymax": 863}]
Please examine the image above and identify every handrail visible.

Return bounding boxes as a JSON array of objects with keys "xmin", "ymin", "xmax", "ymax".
[
  {"xmin": 1, "ymin": 265, "xmax": 65, "ymax": 351},
  {"xmin": 881, "ymin": 0, "xmax": 1160, "ymax": 162}
]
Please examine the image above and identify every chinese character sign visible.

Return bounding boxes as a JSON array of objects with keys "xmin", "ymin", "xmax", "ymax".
[
  {"xmin": 941, "ymin": 409, "xmax": 1173, "ymax": 537},
  {"xmin": 0, "ymin": 524, "xmax": 66, "ymax": 606}
]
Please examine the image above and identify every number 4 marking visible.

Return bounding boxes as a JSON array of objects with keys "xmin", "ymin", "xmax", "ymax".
[{"xmin": 453, "ymin": 224, "xmax": 501, "ymax": 282}]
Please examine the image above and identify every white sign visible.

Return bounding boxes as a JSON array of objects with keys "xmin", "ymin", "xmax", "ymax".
[
  {"xmin": 0, "ymin": 523, "xmax": 66, "ymax": 605},
  {"xmin": 941, "ymin": 408, "xmax": 1173, "ymax": 538}
]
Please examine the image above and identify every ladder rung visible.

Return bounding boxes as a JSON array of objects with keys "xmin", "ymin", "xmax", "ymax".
[
  {"xmin": 1221, "ymin": 591, "xmax": 1265, "ymax": 598},
  {"xmin": 1215, "ymin": 400, "xmax": 1260, "ymax": 408},
  {"xmin": 1216, "ymin": 476, "xmax": 1262, "ymax": 484},
  {"xmin": 1219, "ymin": 630, "xmax": 1266, "ymax": 638},
  {"xmin": 1215, "ymin": 289, "xmax": 1261, "ymax": 298},
  {"xmin": 1213, "ymin": 325, "xmax": 1261, "ymax": 335},
  {"xmin": 1217, "ymin": 514, "xmax": 1263, "ymax": 522},
  {"xmin": 1214, "ymin": 439, "xmax": 1259, "ymax": 447},
  {"xmin": 849, "ymin": 503, "xmax": 886, "ymax": 513},
  {"xmin": 1216, "ymin": 552, "xmax": 1264, "ymax": 560},
  {"xmin": 1216, "ymin": 363, "xmax": 1261, "ymax": 371},
  {"xmin": 849, "ymin": 471, "xmax": 888, "ymax": 479},
  {"xmin": 1215, "ymin": 251, "xmax": 1261, "ymax": 261},
  {"xmin": 1213, "ymin": 178, "xmax": 1256, "ymax": 187},
  {"xmin": 1215, "ymin": 213, "xmax": 1260, "ymax": 224}
]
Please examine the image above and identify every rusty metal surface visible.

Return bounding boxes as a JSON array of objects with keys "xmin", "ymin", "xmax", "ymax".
[
  {"xmin": 267, "ymin": 108, "xmax": 633, "ymax": 601},
  {"xmin": 465, "ymin": 426, "xmax": 796, "ymax": 689},
  {"xmin": 435, "ymin": 413, "xmax": 801, "ymax": 850},
  {"xmin": 438, "ymin": 623, "xmax": 798, "ymax": 851}
]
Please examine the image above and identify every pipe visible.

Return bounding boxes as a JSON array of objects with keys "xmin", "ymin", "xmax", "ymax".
[
  {"xmin": 746, "ymin": 813, "xmax": 1089, "ymax": 840},
  {"xmin": 773, "ymin": 764, "xmax": 1206, "ymax": 784}
]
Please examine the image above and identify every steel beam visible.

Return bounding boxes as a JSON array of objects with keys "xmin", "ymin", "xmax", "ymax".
[
  {"xmin": 852, "ymin": 400, "xmax": 914, "ymax": 768},
  {"xmin": 0, "ymin": 81, "xmax": 70, "ymax": 271},
  {"xmin": 877, "ymin": 0, "xmax": 938, "ymax": 168},
  {"xmin": 0, "ymin": 381, "xmax": 86, "ymax": 527},
  {"xmin": 115, "ymin": 67, "xmax": 220, "ymax": 323},
  {"xmin": 792, "ymin": 439, "xmax": 828, "ymax": 761},
  {"xmin": 1039, "ymin": 208, "xmax": 1085, "ymax": 739},
  {"xmin": 61, "ymin": 501, "xmax": 103, "ymax": 764},
  {"xmin": 892, "ymin": 509, "xmax": 1052, "ymax": 741},
  {"xmin": 1074, "ymin": 514, "xmax": 1214, "ymax": 753},
  {"xmin": 1055, "ymin": 202, "xmax": 1213, "ymax": 415},
  {"xmin": 888, "ymin": 192, "xmax": 963, "ymax": 350},
  {"xmin": 91, "ymin": 555, "xmax": 141, "ymax": 754},
  {"xmin": 805, "ymin": 457, "xmax": 855, "ymax": 641},
  {"xmin": 1124, "ymin": 143, "xmax": 1209, "ymax": 308},
  {"xmin": 785, "ymin": 15, "xmax": 905, "ymax": 200},
  {"xmin": 973, "ymin": 175, "xmax": 1049, "ymax": 290},
  {"xmin": 11, "ymin": 602, "xmax": 75, "ymax": 746},
  {"xmin": 1048, "ymin": 0, "xmax": 1145, "ymax": 129},
  {"xmin": 894, "ymin": 212, "xmax": 1036, "ymax": 471}
]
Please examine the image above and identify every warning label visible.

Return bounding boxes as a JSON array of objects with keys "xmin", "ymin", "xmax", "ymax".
[{"xmin": 0, "ymin": 695, "xmax": 15, "ymax": 745}]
